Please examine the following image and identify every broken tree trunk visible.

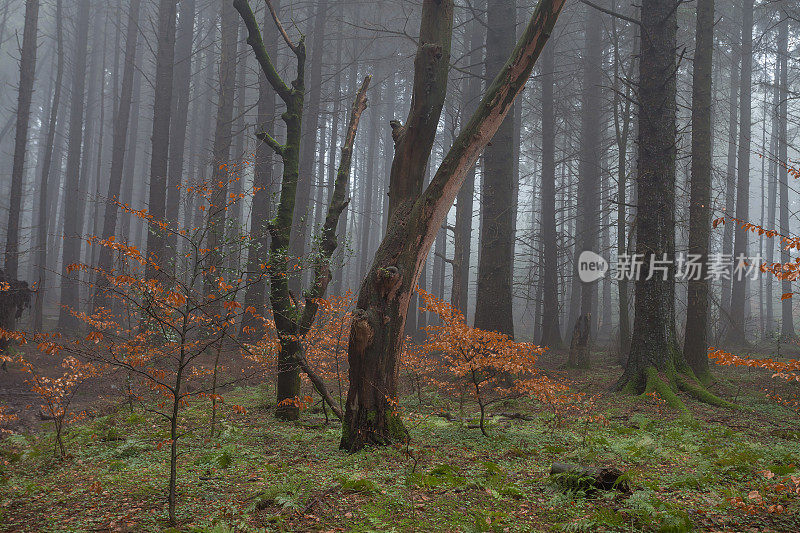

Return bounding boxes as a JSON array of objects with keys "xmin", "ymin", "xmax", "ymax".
[{"xmin": 341, "ymin": 0, "xmax": 566, "ymax": 452}]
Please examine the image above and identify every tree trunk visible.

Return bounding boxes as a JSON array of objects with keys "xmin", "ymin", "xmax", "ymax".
[
  {"xmin": 34, "ymin": 0, "xmax": 64, "ymax": 331},
  {"xmin": 474, "ymin": 0, "xmax": 517, "ymax": 338},
  {"xmin": 57, "ymin": 0, "xmax": 91, "ymax": 331},
  {"xmin": 203, "ymin": 0, "xmax": 238, "ymax": 324},
  {"xmin": 289, "ymin": 0, "xmax": 328, "ymax": 292},
  {"xmin": 451, "ymin": 1, "xmax": 485, "ymax": 315},
  {"xmin": 727, "ymin": 0, "xmax": 754, "ymax": 346},
  {"xmin": 241, "ymin": 2, "xmax": 280, "ymax": 342},
  {"xmin": 539, "ymin": 38, "xmax": 561, "ymax": 348},
  {"xmin": 684, "ymin": 0, "xmax": 715, "ymax": 382},
  {"xmin": 777, "ymin": 15, "xmax": 793, "ymax": 339},
  {"xmin": 4, "ymin": 0, "xmax": 39, "ymax": 284},
  {"xmin": 720, "ymin": 10, "xmax": 740, "ymax": 321},
  {"xmin": 144, "ymin": 0, "xmax": 178, "ymax": 280},
  {"xmin": 341, "ymin": 0, "xmax": 565, "ymax": 451},
  {"xmin": 93, "ymin": 0, "xmax": 142, "ymax": 312},
  {"xmin": 616, "ymin": 0, "xmax": 680, "ymax": 391},
  {"xmin": 164, "ymin": 0, "xmax": 196, "ymax": 270}
]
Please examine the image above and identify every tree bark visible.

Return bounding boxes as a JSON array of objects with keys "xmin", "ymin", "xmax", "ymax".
[
  {"xmin": 341, "ymin": 0, "xmax": 565, "ymax": 451},
  {"xmin": 4, "ymin": 0, "xmax": 39, "ymax": 283},
  {"xmin": 684, "ymin": 0, "xmax": 715, "ymax": 381},
  {"xmin": 92, "ymin": 0, "xmax": 142, "ymax": 312},
  {"xmin": 33, "ymin": 0, "xmax": 64, "ymax": 331},
  {"xmin": 616, "ymin": 0, "xmax": 680, "ymax": 391},
  {"xmin": 727, "ymin": 0, "xmax": 754, "ymax": 346},
  {"xmin": 57, "ymin": 0, "xmax": 91, "ymax": 331},
  {"xmin": 144, "ymin": 0, "xmax": 178, "ymax": 280},
  {"xmin": 474, "ymin": 0, "xmax": 517, "ymax": 338},
  {"xmin": 539, "ymin": 38, "xmax": 561, "ymax": 348}
]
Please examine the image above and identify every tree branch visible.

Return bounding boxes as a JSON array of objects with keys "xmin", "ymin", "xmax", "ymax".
[
  {"xmin": 265, "ymin": 0, "xmax": 299, "ymax": 56},
  {"xmin": 300, "ymin": 75, "xmax": 372, "ymax": 333},
  {"xmin": 233, "ymin": 0, "xmax": 292, "ymax": 102},
  {"xmin": 255, "ymin": 127, "xmax": 285, "ymax": 155},
  {"xmin": 578, "ymin": 0, "xmax": 640, "ymax": 26}
]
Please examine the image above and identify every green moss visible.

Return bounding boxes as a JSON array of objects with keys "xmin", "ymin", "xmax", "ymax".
[{"xmin": 644, "ymin": 366, "xmax": 688, "ymax": 413}]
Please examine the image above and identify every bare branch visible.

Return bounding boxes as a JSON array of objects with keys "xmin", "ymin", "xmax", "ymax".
[
  {"xmin": 265, "ymin": 0, "xmax": 299, "ymax": 55},
  {"xmin": 233, "ymin": 0, "xmax": 292, "ymax": 102},
  {"xmin": 579, "ymin": 0, "xmax": 641, "ymax": 26}
]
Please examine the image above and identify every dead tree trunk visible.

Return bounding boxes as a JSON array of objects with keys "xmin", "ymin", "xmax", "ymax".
[
  {"xmin": 235, "ymin": 0, "xmax": 371, "ymax": 421},
  {"xmin": 341, "ymin": 0, "xmax": 566, "ymax": 451}
]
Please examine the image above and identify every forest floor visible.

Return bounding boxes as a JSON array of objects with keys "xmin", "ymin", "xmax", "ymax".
[{"xmin": 1, "ymin": 347, "xmax": 800, "ymax": 532}]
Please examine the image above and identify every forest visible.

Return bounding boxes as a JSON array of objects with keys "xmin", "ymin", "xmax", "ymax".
[{"xmin": 0, "ymin": 0, "xmax": 799, "ymax": 530}]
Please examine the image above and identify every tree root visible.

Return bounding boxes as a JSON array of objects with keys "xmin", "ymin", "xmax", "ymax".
[{"xmin": 630, "ymin": 365, "xmax": 742, "ymax": 416}]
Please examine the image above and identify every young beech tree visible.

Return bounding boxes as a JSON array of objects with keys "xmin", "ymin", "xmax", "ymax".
[
  {"xmin": 340, "ymin": 0, "xmax": 566, "ymax": 451},
  {"xmin": 233, "ymin": 0, "xmax": 370, "ymax": 420},
  {"xmin": 413, "ymin": 289, "xmax": 566, "ymax": 437}
]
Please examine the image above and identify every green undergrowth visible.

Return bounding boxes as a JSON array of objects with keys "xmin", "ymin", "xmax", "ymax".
[{"xmin": 1, "ymin": 379, "xmax": 799, "ymax": 532}]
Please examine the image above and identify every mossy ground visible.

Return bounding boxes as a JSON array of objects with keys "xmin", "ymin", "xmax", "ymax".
[{"xmin": 1, "ymin": 350, "xmax": 799, "ymax": 532}]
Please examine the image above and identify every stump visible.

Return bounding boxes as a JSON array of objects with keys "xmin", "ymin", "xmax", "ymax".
[
  {"xmin": 549, "ymin": 462, "xmax": 628, "ymax": 493},
  {"xmin": 567, "ymin": 313, "xmax": 591, "ymax": 368}
]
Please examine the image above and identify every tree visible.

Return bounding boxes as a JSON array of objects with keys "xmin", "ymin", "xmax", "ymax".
[
  {"xmin": 538, "ymin": 39, "xmax": 561, "ymax": 348},
  {"xmin": 57, "ymin": 0, "xmax": 91, "ymax": 331},
  {"xmin": 92, "ymin": 0, "xmax": 143, "ymax": 313},
  {"xmin": 727, "ymin": 0, "xmax": 754, "ymax": 346},
  {"xmin": 474, "ymin": 0, "xmax": 517, "ymax": 337},
  {"xmin": 33, "ymin": 0, "xmax": 64, "ymax": 331},
  {"xmin": 776, "ymin": 11, "xmax": 793, "ymax": 340},
  {"xmin": 684, "ymin": 0, "xmax": 715, "ymax": 382},
  {"xmin": 241, "ymin": 2, "xmax": 280, "ymax": 343},
  {"xmin": 567, "ymin": 4, "xmax": 603, "ymax": 368},
  {"xmin": 4, "ymin": 0, "xmax": 39, "ymax": 285},
  {"xmin": 234, "ymin": 0, "xmax": 371, "ymax": 420},
  {"xmin": 340, "ymin": 0, "xmax": 566, "ymax": 451},
  {"xmin": 615, "ymin": 0, "xmax": 686, "ymax": 396},
  {"xmin": 144, "ymin": 0, "xmax": 179, "ymax": 279}
]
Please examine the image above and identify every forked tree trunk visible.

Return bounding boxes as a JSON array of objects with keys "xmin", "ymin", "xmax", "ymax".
[
  {"xmin": 235, "ymin": 0, "xmax": 370, "ymax": 421},
  {"xmin": 341, "ymin": 0, "xmax": 566, "ymax": 451}
]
